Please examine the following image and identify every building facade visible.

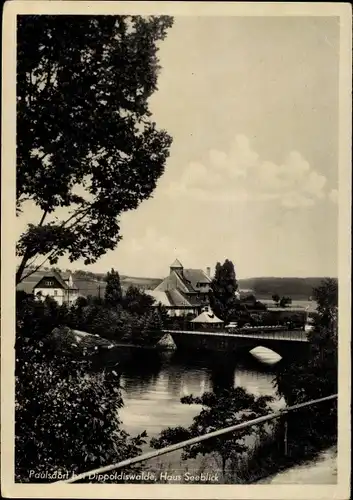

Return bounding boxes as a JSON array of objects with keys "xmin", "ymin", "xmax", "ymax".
[
  {"xmin": 33, "ymin": 271, "xmax": 79, "ymax": 306},
  {"xmin": 147, "ymin": 259, "xmax": 212, "ymax": 317}
]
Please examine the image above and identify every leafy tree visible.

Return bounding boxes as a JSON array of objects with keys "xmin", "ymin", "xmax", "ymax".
[
  {"xmin": 86, "ymin": 295, "xmax": 105, "ymax": 307},
  {"xmin": 242, "ymin": 294, "xmax": 256, "ymax": 304},
  {"xmin": 122, "ymin": 313, "xmax": 146, "ymax": 344},
  {"xmin": 272, "ymin": 293, "xmax": 280, "ymax": 306},
  {"xmin": 122, "ymin": 285, "xmax": 155, "ymax": 316},
  {"xmin": 15, "ymin": 291, "xmax": 147, "ymax": 482},
  {"xmin": 150, "ymin": 388, "xmax": 273, "ymax": 479},
  {"xmin": 69, "ymin": 296, "xmax": 89, "ymax": 329},
  {"xmin": 89, "ymin": 307, "xmax": 121, "ymax": 340},
  {"xmin": 279, "ymin": 296, "xmax": 292, "ymax": 308},
  {"xmin": 276, "ymin": 278, "xmax": 338, "ymax": 403},
  {"xmin": 208, "ymin": 260, "xmax": 239, "ymax": 321},
  {"xmin": 275, "ymin": 278, "xmax": 338, "ymax": 456},
  {"xmin": 104, "ymin": 268, "xmax": 123, "ymax": 307},
  {"xmin": 16, "ymin": 15, "xmax": 173, "ymax": 284},
  {"xmin": 155, "ymin": 303, "xmax": 169, "ymax": 325},
  {"xmin": 313, "ymin": 278, "xmax": 338, "ymax": 328},
  {"xmin": 141, "ymin": 310, "xmax": 164, "ymax": 345},
  {"xmin": 16, "ymin": 291, "xmax": 59, "ymax": 345},
  {"xmin": 16, "ymin": 346, "xmax": 147, "ymax": 482}
]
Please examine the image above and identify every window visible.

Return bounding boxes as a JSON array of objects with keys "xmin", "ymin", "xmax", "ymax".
[
  {"xmin": 46, "ymin": 280, "xmax": 54, "ymax": 286},
  {"xmin": 54, "ymin": 290, "xmax": 58, "ymax": 296}
]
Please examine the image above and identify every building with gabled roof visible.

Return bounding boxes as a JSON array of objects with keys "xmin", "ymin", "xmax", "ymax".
[
  {"xmin": 147, "ymin": 259, "xmax": 212, "ymax": 316},
  {"xmin": 33, "ymin": 270, "xmax": 79, "ymax": 306}
]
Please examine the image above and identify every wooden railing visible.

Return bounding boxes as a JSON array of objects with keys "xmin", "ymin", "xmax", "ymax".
[{"xmin": 56, "ymin": 393, "xmax": 337, "ymax": 484}]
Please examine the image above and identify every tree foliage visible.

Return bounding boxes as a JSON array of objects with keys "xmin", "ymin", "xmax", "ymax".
[
  {"xmin": 15, "ymin": 292, "xmax": 147, "ymax": 482},
  {"xmin": 276, "ymin": 278, "xmax": 338, "ymax": 404},
  {"xmin": 272, "ymin": 294, "xmax": 280, "ymax": 306},
  {"xmin": 122, "ymin": 285, "xmax": 155, "ymax": 316},
  {"xmin": 208, "ymin": 260, "xmax": 239, "ymax": 321},
  {"xmin": 16, "ymin": 15, "xmax": 173, "ymax": 284},
  {"xmin": 271, "ymin": 294, "xmax": 292, "ymax": 308},
  {"xmin": 20, "ymin": 274, "xmax": 164, "ymax": 346},
  {"xmin": 274, "ymin": 278, "xmax": 338, "ymax": 455},
  {"xmin": 141, "ymin": 310, "xmax": 164, "ymax": 345},
  {"xmin": 104, "ymin": 268, "xmax": 123, "ymax": 307},
  {"xmin": 279, "ymin": 296, "xmax": 292, "ymax": 308},
  {"xmin": 150, "ymin": 388, "xmax": 273, "ymax": 478}
]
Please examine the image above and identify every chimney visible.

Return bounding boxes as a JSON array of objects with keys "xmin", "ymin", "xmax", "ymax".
[{"xmin": 206, "ymin": 267, "xmax": 211, "ymax": 277}]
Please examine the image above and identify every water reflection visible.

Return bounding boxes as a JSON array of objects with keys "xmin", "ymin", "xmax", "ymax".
[{"xmin": 118, "ymin": 347, "xmax": 283, "ymax": 442}]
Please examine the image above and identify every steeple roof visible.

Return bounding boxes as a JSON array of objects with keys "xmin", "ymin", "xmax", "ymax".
[{"xmin": 170, "ymin": 258, "xmax": 183, "ymax": 269}]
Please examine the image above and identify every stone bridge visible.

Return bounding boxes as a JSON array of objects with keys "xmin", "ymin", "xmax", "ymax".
[{"xmin": 163, "ymin": 328, "xmax": 310, "ymax": 359}]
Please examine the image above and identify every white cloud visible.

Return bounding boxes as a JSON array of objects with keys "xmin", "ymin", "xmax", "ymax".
[
  {"xmin": 163, "ymin": 134, "xmax": 329, "ymax": 208},
  {"xmin": 129, "ymin": 227, "xmax": 190, "ymax": 264}
]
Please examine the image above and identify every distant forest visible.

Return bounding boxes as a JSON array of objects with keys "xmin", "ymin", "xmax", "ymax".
[
  {"xmin": 238, "ymin": 277, "xmax": 337, "ymax": 300},
  {"xmin": 66, "ymin": 270, "xmax": 338, "ymax": 298}
]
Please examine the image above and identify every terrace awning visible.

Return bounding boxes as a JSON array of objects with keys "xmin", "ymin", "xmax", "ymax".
[{"xmin": 191, "ymin": 311, "xmax": 224, "ymax": 324}]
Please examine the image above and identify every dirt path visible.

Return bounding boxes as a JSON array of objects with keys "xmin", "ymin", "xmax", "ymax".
[{"xmin": 258, "ymin": 447, "xmax": 337, "ymax": 484}]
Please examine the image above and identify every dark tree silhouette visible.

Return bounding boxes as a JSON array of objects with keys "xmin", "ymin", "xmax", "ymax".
[
  {"xmin": 104, "ymin": 268, "xmax": 122, "ymax": 307},
  {"xmin": 16, "ymin": 15, "xmax": 174, "ymax": 284},
  {"xmin": 272, "ymin": 294, "xmax": 280, "ymax": 306},
  {"xmin": 275, "ymin": 278, "xmax": 338, "ymax": 456},
  {"xmin": 150, "ymin": 388, "xmax": 273, "ymax": 479},
  {"xmin": 209, "ymin": 259, "xmax": 239, "ymax": 321}
]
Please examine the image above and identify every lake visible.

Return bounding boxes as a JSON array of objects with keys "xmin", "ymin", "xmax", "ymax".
[{"xmin": 117, "ymin": 346, "xmax": 285, "ymax": 462}]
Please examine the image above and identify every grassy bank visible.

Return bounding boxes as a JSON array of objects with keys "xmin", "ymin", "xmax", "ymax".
[
  {"xmin": 230, "ymin": 423, "xmax": 337, "ymax": 484},
  {"xmin": 135, "ymin": 420, "xmax": 336, "ymax": 485}
]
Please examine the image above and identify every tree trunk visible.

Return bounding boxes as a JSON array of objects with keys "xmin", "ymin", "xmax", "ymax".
[
  {"xmin": 16, "ymin": 210, "xmax": 48, "ymax": 285},
  {"xmin": 16, "ymin": 251, "xmax": 31, "ymax": 285}
]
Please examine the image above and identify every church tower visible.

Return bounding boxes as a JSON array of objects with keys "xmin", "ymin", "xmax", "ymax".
[{"xmin": 170, "ymin": 258, "xmax": 183, "ymax": 274}]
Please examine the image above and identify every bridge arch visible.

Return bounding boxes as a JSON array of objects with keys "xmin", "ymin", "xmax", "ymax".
[
  {"xmin": 248, "ymin": 345, "xmax": 282, "ymax": 365},
  {"xmin": 235, "ymin": 337, "xmax": 310, "ymax": 360}
]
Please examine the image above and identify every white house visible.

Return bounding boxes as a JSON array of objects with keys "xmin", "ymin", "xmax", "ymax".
[{"xmin": 33, "ymin": 271, "xmax": 79, "ymax": 306}]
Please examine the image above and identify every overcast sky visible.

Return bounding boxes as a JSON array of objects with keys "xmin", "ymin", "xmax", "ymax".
[{"xmin": 18, "ymin": 16, "xmax": 340, "ymax": 279}]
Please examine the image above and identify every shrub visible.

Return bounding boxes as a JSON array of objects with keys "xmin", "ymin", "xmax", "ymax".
[
  {"xmin": 15, "ymin": 292, "xmax": 147, "ymax": 482},
  {"xmin": 151, "ymin": 387, "xmax": 273, "ymax": 479}
]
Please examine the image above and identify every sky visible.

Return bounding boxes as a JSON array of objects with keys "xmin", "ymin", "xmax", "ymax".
[{"xmin": 17, "ymin": 16, "xmax": 340, "ymax": 279}]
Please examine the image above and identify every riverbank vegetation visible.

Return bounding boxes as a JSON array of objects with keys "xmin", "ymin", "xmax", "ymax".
[
  {"xmin": 64, "ymin": 269, "xmax": 167, "ymax": 347},
  {"xmin": 149, "ymin": 277, "xmax": 338, "ymax": 483},
  {"xmin": 15, "ymin": 291, "xmax": 149, "ymax": 482},
  {"xmin": 15, "ymin": 269, "xmax": 338, "ymax": 484},
  {"xmin": 150, "ymin": 387, "xmax": 274, "ymax": 479},
  {"xmin": 15, "ymin": 267, "xmax": 166, "ymax": 481},
  {"xmin": 17, "ymin": 268, "xmax": 166, "ymax": 351}
]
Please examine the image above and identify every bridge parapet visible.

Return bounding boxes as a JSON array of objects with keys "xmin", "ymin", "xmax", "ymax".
[{"xmin": 162, "ymin": 328, "xmax": 309, "ymax": 342}]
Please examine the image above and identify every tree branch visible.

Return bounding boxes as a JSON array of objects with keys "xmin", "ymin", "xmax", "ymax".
[
  {"xmin": 16, "ymin": 206, "xmax": 93, "ymax": 284},
  {"xmin": 16, "ymin": 208, "xmax": 49, "ymax": 285},
  {"xmin": 19, "ymin": 248, "xmax": 61, "ymax": 282},
  {"xmin": 60, "ymin": 205, "xmax": 91, "ymax": 229}
]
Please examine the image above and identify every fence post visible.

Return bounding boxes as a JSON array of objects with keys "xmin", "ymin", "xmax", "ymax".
[{"xmin": 284, "ymin": 417, "xmax": 288, "ymax": 456}]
